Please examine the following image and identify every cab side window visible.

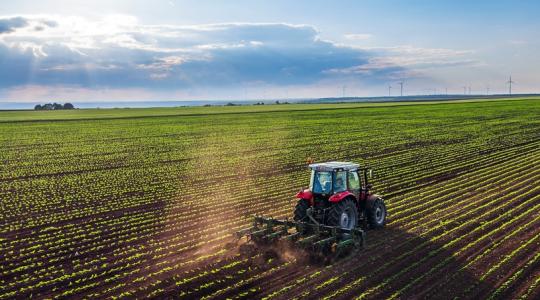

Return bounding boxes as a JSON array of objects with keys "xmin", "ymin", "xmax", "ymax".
[
  {"xmin": 334, "ymin": 171, "xmax": 347, "ymax": 193},
  {"xmin": 348, "ymin": 171, "xmax": 360, "ymax": 190}
]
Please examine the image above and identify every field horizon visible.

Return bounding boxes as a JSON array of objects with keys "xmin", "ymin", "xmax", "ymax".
[{"xmin": 2, "ymin": 94, "xmax": 539, "ymax": 111}]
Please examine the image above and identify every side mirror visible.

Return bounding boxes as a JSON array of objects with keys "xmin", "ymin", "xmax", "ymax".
[
  {"xmin": 367, "ymin": 169, "xmax": 373, "ymax": 178},
  {"xmin": 366, "ymin": 184, "xmax": 373, "ymax": 189}
]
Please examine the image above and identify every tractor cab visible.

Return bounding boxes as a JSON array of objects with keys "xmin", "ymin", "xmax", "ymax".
[{"xmin": 307, "ymin": 162, "xmax": 373, "ymax": 200}]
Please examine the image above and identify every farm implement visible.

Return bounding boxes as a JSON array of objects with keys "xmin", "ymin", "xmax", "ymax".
[
  {"xmin": 235, "ymin": 215, "xmax": 365, "ymax": 257},
  {"xmin": 234, "ymin": 161, "xmax": 387, "ymax": 259}
]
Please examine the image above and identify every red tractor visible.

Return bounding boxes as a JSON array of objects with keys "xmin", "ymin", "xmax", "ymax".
[
  {"xmin": 295, "ymin": 161, "xmax": 387, "ymax": 230},
  {"xmin": 236, "ymin": 162, "xmax": 386, "ymax": 257}
]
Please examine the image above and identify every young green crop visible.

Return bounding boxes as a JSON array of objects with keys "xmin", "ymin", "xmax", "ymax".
[{"xmin": 0, "ymin": 98, "xmax": 539, "ymax": 299}]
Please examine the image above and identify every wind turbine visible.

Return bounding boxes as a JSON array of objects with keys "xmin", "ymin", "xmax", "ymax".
[
  {"xmin": 342, "ymin": 85, "xmax": 347, "ymax": 98},
  {"xmin": 507, "ymin": 76, "xmax": 515, "ymax": 95},
  {"xmin": 388, "ymin": 85, "xmax": 392, "ymax": 97},
  {"xmin": 397, "ymin": 81, "xmax": 403, "ymax": 96}
]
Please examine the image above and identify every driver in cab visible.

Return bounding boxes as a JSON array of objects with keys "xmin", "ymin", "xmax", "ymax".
[{"xmin": 334, "ymin": 177, "xmax": 345, "ymax": 192}]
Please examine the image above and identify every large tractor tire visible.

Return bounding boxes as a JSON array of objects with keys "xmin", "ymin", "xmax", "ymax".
[
  {"xmin": 294, "ymin": 199, "xmax": 312, "ymax": 234},
  {"xmin": 367, "ymin": 197, "xmax": 387, "ymax": 229},
  {"xmin": 327, "ymin": 198, "xmax": 358, "ymax": 230},
  {"xmin": 293, "ymin": 199, "xmax": 310, "ymax": 222}
]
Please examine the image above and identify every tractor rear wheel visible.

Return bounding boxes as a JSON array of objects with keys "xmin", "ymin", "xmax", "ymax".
[
  {"xmin": 294, "ymin": 200, "xmax": 312, "ymax": 234},
  {"xmin": 293, "ymin": 199, "xmax": 310, "ymax": 222},
  {"xmin": 327, "ymin": 198, "xmax": 358, "ymax": 230},
  {"xmin": 367, "ymin": 197, "xmax": 387, "ymax": 229}
]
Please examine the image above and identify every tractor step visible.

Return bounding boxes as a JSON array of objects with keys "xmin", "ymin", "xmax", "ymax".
[{"xmin": 234, "ymin": 215, "xmax": 365, "ymax": 257}]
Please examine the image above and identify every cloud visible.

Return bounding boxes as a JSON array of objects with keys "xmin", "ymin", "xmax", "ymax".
[
  {"xmin": 326, "ymin": 46, "xmax": 478, "ymax": 79},
  {"xmin": 0, "ymin": 16, "xmax": 57, "ymax": 34},
  {"xmin": 344, "ymin": 33, "xmax": 372, "ymax": 40},
  {"xmin": 0, "ymin": 17, "xmax": 28, "ymax": 34},
  {"xmin": 508, "ymin": 40, "xmax": 527, "ymax": 45},
  {"xmin": 0, "ymin": 15, "xmax": 477, "ymax": 100}
]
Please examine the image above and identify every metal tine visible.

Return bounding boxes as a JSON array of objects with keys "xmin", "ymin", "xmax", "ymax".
[
  {"xmin": 283, "ymin": 231, "xmax": 302, "ymax": 242},
  {"xmin": 335, "ymin": 238, "xmax": 355, "ymax": 256},
  {"xmin": 250, "ymin": 228, "xmax": 269, "ymax": 238},
  {"xmin": 265, "ymin": 219, "xmax": 272, "ymax": 231},
  {"xmin": 297, "ymin": 234, "xmax": 319, "ymax": 248},
  {"xmin": 235, "ymin": 227, "xmax": 253, "ymax": 239},
  {"xmin": 313, "ymin": 236, "xmax": 336, "ymax": 251},
  {"xmin": 264, "ymin": 225, "xmax": 289, "ymax": 241}
]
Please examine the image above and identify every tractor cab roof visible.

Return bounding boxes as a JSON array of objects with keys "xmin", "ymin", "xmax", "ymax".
[{"xmin": 308, "ymin": 161, "xmax": 360, "ymax": 172}]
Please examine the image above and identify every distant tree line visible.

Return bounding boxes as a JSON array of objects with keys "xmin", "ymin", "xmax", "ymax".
[
  {"xmin": 34, "ymin": 102, "xmax": 75, "ymax": 110},
  {"xmin": 253, "ymin": 101, "xmax": 289, "ymax": 105}
]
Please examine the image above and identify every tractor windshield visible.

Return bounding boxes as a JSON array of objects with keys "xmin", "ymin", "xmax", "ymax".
[{"xmin": 310, "ymin": 171, "xmax": 333, "ymax": 194}]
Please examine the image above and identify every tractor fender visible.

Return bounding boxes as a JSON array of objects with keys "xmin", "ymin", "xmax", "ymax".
[
  {"xmin": 296, "ymin": 189, "xmax": 314, "ymax": 206},
  {"xmin": 296, "ymin": 189, "xmax": 313, "ymax": 200},
  {"xmin": 329, "ymin": 191, "xmax": 355, "ymax": 203},
  {"xmin": 366, "ymin": 194, "xmax": 384, "ymax": 210}
]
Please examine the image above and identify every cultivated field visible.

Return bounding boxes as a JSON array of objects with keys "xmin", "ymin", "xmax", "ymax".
[{"xmin": 1, "ymin": 98, "xmax": 539, "ymax": 299}]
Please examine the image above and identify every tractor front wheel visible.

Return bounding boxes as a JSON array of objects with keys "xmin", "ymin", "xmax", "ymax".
[
  {"xmin": 327, "ymin": 198, "xmax": 358, "ymax": 230},
  {"xmin": 367, "ymin": 198, "xmax": 387, "ymax": 229}
]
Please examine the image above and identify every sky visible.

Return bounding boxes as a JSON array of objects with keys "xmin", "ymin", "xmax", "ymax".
[{"xmin": 0, "ymin": 0, "xmax": 538, "ymax": 103}]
